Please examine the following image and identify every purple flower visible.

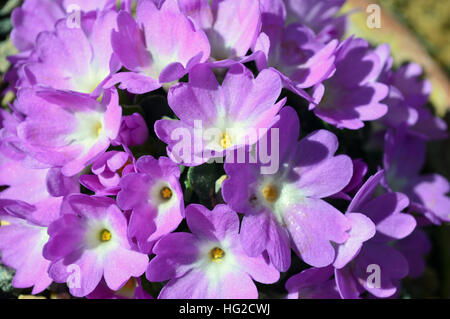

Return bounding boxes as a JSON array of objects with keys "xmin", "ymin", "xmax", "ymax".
[
  {"xmin": 155, "ymin": 63, "xmax": 284, "ymax": 166},
  {"xmin": 331, "ymin": 158, "xmax": 368, "ymax": 200},
  {"xmin": 285, "ymin": 266, "xmax": 340, "ymax": 299},
  {"xmin": 335, "ymin": 241, "xmax": 409, "ymax": 299},
  {"xmin": 11, "ymin": 0, "xmax": 65, "ymax": 54},
  {"xmin": 61, "ymin": 0, "xmax": 117, "ymax": 12},
  {"xmin": 80, "ymin": 150, "xmax": 134, "ymax": 196},
  {"xmin": 111, "ymin": 113, "xmax": 149, "ymax": 147},
  {"xmin": 332, "ymin": 213, "xmax": 376, "ymax": 270},
  {"xmin": 108, "ymin": 0, "xmax": 211, "ymax": 94},
  {"xmin": 383, "ymin": 128, "xmax": 450, "ymax": 224},
  {"xmin": 222, "ymin": 106, "xmax": 353, "ymax": 271},
  {"xmin": 374, "ymin": 50, "xmax": 448, "ymax": 140},
  {"xmin": 287, "ymin": 170, "xmax": 423, "ymax": 300},
  {"xmin": 179, "ymin": 0, "xmax": 261, "ymax": 62},
  {"xmin": 7, "ymin": 0, "xmax": 64, "ymax": 92},
  {"xmin": 0, "ymin": 107, "xmax": 31, "ymax": 161},
  {"xmin": 390, "ymin": 62, "xmax": 431, "ymax": 110},
  {"xmin": 146, "ymin": 204, "xmax": 279, "ymax": 299},
  {"xmin": 310, "ymin": 37, "xmax": 389, "ymax": 129},
  {"xmin": 0, "ymin": 154, "xmax": 78, "ymax": 225},
  {"xmin": 43, "ymin": 194, "xmax": 149, "ymax": 297},
  {"xmin": 0, "ymin": 108, "xmax": 25, "ymax": 159},
  {"xmin": 21, "ymin": 10, "xmax": 120, "ymax": 96},
  {"xmin": 335, "ymin": 171, "xmax": 416, "ymax": 298},
  {"xmin": 117, "ymin": 156, "xmax": 184, "ymax": 254},
  {"xmin": 335, "ymin": 170, "xmax": 416, "ymax": 266},
  {"xmin": 284, "ymin": 0, "xmax": 347, "ymax": 43},
  {"xmin": 350, "ymin": 170, "xmax": 417, "ymax": 240},
  {"xmin": 259, "ymin": 0, "xmax": 287, "ymax": 28},
  {"xmin": 253, "ymin": 22, "xmax": 337, "ymax": 99},
  {"xmin": 410, "ymin": 107, "xmax": 448, "ymax": 141},
  {"xmin": 4, "ymin": 54, "xmax": 27, "ymax": 93},
  {"xmin": 0, "ymin": 199, "xmax": 53, "ymax": 294},
  {"xmin": 87, "ymin": 278, "xmax": 153, "ymax": 299},
  {"xmin": 8, "ymin": 0, "xmax": 120, "ymax": 93},
  {"xmin": 15, "ymin": 88, "xmax": 122, "ymax": 176},
  {"xmin": 394, "ymin": 229, "xmax": 431, "ymax": 279},
  {"xmin": 10, "ymin": 0, "xmax": 117, "ymax": 53}
]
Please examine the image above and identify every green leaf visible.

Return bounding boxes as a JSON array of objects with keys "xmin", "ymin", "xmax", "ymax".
[
  {"xmin": 0, "ymin": 37, "xmax": 17, "ymax": 74},
  {"xmin": 187, "ymin": 163, "xmax": 222, "ymax": 204},
  {"xmin": 0, "ymin": 0, "xmax": 21, "ymax": 16},
  {"xmin": 0, "ymin": 17, "xmax": 12, "ymax": 36},
  {"xmin": 140, "ymin": 275, "xmax": 165, "ymax": 299},
  {"xmin": 0, "ymin": 262, "xmax": 20, "ymax": 297}
]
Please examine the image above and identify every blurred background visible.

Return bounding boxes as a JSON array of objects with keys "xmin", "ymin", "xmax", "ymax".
[
  {"xmin": 375, "ymin": 0, "xmax": 450, "ymax": 73},
  {"xmin": 0, "ymin": 0, "xmax": 448, "ymax": 299}
]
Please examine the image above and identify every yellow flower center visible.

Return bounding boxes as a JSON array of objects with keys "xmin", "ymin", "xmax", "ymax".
[
  {"xmin": 262, "ymin": 184, "xmax": 279, "ymax": 203},
  {"xmin": 220, "ymin": 133, "xmax": 232, "ymax": 149},
  {"xmin": 0, "ymin": 220, "xmax": 10, "ymax": 226},
  {"xmin": 94, "ymin": 121, "xmax": 102, "ymax": 137},
  {"xmin": 160, "ymin": 186, "xmax": 173, "ymax": 200},
  {"xmin": 209, "ymin": 247, "xmax": 225, "ymax": 262},
  {"xmin": 99, "ymin": 229, "xmax": 112, "ymax": 242}
]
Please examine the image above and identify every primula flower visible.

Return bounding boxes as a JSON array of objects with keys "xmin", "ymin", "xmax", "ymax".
[
  {"xmin": 253, "ymin": 22, "xmax": 337, "ymax": 98},
  {"xmin": 11, "ymin": 0, "xmax": 118, "ymax": 54},
  {"xmin": 8, "ymin": 0, "xmax": 120, "ymax": 93},
  {"xmin": 11, "ymin": 0, "xmax": 65, "ymax": 54},
  {"xmin": 21, "ymin": 10, "xmax": 120, "ymax": 96},
  {"xmin": 146, "ymin": 204, "xmax": 279, "ymax": 299},
  {"xmin": 222, "ymin": 106, "xmax": 353, "ymax": 271},
  {"xmin": 259, "ymin": 0, "xmax": 287, "ymax": 28},
  {"xmin": 371, "ymin": 46, "xmax": 421, "ymax": 131},
  {"xmin": 383, "ymin": 128, "xmax": 450, "ymax": 224},
  {"xmin": 15, "ymin": 88, "xmax": 122, "ymax": 177},
  {"xmin": 155, "ymin": 63, "xmax": 284, "ymax": 166},
  {"xmin": 332, "ymin": 211, "xmax": 376, "ymax": 270},
  {"xmin": 111, "ymin": 113, "xmax": 149, "ymax": 147},
  {"xmin": 287, "ymin": 170, "xmax": 421, "ymax": 299},
  {"xmin": 0, "ymin": 199, "xmax": 53, "ymax": 294},
  {"xmin": 394, "ymin": 229, "xmax": 431, "ymax": 279},
  {"xmin": 336, "ymin": 242, "xmax": 409, "ymax": 299},
  {"xmin": 309, "ymin": 37, "xmax": 389, "ymax": 129},
  {"xmin": 286, "ymin": 266, "xmax": 340, "ymax": 299},
  {"xmin": 0, "ymin": 108, "xmax": 28, "ymax": 161},
  {"xmin": 109, "ymin": 0, "xmax": 210, "ymax": 94},
  {"xmin": 87, "ymin": 278, "xmax": 152, "ymax": 299},
  {"xmin": 80, "ymin": 150, "xmax": 134, "ymax": 196},
  {"xmin": 117, "ymin": 156, "xmax": 184, "ymax": 254},
  {"xmin": 43, "ymin": 194, "xmax": 149, "ymax": 297},
  {"xmin": 179, "ymin": 0, "xmax": 261, "ymax": 62},
  {"xmin": 0, "ymin": 153, "xmax": 78, "ymax": 225},
  {"xmin": 374, "ymin": 49, "xmax": 448, "ymax": 140},
  {"xmin": 331, "ymin": 159, "xmax": 368, "ymax": 200},
  {"xmin": 334, "ymin": 170, "xmax": 416, "ymax": 268},
  {"xmin": 284, "ymin": 0, "xmax": 347, "ymax": 43},
  {"xmin": 7, "ymin": 0, "xmax": 65, "ymax": 91},
  {"xmin": 0, "ymin": 108, "xmax": 31, "ymax": 161},
  {"xmin": 335, "ymin": 171, "xmax": 416, "ymax": 299}
]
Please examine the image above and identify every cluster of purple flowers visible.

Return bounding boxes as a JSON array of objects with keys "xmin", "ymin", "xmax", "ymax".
[{"xmin": 0, "ymin": 0, "xmax": 448, "ymax": 299}]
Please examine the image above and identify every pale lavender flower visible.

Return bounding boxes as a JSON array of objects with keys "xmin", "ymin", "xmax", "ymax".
[
  {"xmin": 222, "ymin": 106, "xmax": 353, "ymax": 271},
  {"xmin": 146, "ymin": 204, "xmax": 279, "ymax": 299},
  {"xmin": 43, "ymin": 194, "xmax": 149, "ymax": 297},
  {"xmin": 108, "ymin": 0, "xmax": 210, "ymax": 94}
]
